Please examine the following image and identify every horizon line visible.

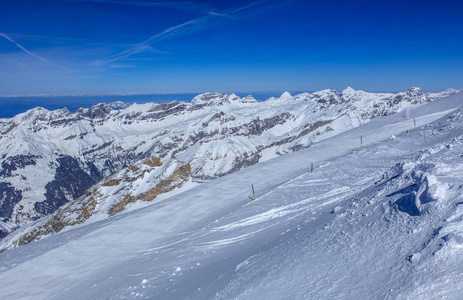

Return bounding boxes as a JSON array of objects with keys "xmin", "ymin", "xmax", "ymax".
[{"xmin": 1, "ymin": 86, "xmax": 460, "ymax": 99}]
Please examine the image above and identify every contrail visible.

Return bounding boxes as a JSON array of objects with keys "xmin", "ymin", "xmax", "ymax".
[
  {"xmin": 97, "ymin": 0, "xmax": 277, "ymax": 66},
  {"xmin": 0, "ymin": 32, "xmax": 68, "ymax": 69},
  {"xmin": 95, "ymin": 16, "xmax": 212, "ymax": 66}
]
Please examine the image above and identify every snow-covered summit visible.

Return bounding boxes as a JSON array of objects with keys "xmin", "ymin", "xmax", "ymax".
[
  {"xmin": 0, "ymin": 87, "xmax": 459, "ymax": 230},
  {"xmin": 406, "ymin": 86, "xmax": 427, "ymax": 100},
  {"xmin": 108, "ymin": 101, "xmax": 133, "ymax": 110},
  {"xmin": 279, "ymin": 91, "xmax": 292, "ymax": 99},
  {"xmin": 191, "ymin": 92, "xmax": 223, "ymax": 105},
  {"xmin": 191, "ymin": 92, "xmax": 245, "ymax": 106},
  {"xmin": 1, "ymin": 91, "xmax": 463, "ymax": 299},
  {"xmin": 76, "ymin": 102, "xmax": 113, "ymax": 119},
  {"xmin": 427, "ymin": 88, "xmax": 462, "ymax": 100},
  {"xmin": 342, "ymin": 86, "xmax": 356, "ymax": 95}
]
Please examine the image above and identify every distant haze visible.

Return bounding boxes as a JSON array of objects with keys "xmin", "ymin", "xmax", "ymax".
[{"xmin": 0, "ymin": 92, "xmax": 294, "ymax": 118}]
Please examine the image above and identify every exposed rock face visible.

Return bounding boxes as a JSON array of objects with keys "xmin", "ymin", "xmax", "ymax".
[
  {"xmin": 0, "ymin": 158, "xmax": 191, "ymax": 251},
  {"xmin": 108, "ymin": 162, "xmax": 191, "ymax": 216},
  {"xmin": 0, "ymin": 87, "xmax": 459, "ymax": 234},
  {"xmin": 0, "ymin": 183, "xmax": 22, "ymax": 219},
  {"xmin": 0, "ymin": 155, "xmax": 39, "ymax": 177},
  {"xmin": 0, "ymin": 218, "xmax": 18, "ymax": 239},
  {"xmin": 34, "ymin": 156, "xmax": 102, "ymax": 217}
]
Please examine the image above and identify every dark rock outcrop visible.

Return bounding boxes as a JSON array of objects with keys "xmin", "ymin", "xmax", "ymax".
[
  {"xmin": 34, "ymin": 156, "xmax": 102, "ymax": 216},
  {"xmin": 0, "ymin": 182, "xmax": 23, "ymax": 219},
  {"xmin": 0, "ymin": 155, "xmax": 40, "ymax": 177}
]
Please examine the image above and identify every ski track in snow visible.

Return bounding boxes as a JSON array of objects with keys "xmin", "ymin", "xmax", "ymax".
[{"xmin": 0, "ymin": 93, "xmax": 463, "ymax": 299}]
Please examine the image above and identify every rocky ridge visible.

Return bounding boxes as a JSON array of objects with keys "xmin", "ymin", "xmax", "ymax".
[{"xmin": 0, "ymin": 87, "xmax": 460, "ymax": 247}]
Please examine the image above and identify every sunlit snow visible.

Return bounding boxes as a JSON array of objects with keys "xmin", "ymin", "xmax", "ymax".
[{"xmin": 0, "ymin": 92, "xmax": 463, "ymax": 299}]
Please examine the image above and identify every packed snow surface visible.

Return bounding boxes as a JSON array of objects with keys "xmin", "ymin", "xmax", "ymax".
[{"xmin": 0, "ymin": 93, "xmax": 463, "ymax": 299}]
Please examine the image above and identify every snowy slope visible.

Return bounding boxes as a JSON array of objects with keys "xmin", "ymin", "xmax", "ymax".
[
  {"xmin": 0, "ymin": 93, "xmax": 462, "ymax": 299},
  {"xmin": 0, "ymin": 87, "xmax": 459, "ymax": 227},
  {"xmin": 0, "ymin": 218, "xmax": 18, "ymax": 239}
]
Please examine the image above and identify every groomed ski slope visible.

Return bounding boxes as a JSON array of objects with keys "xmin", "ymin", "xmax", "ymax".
[{"xmin": 0, "ymin": 93, "xmax": 463, "ymax": 299}]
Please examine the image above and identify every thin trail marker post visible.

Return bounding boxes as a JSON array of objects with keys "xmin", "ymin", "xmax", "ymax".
[
  {"xmin": 311, "ymin": 163, "xmax": 313, "ymax": 173},
  {"xmin": 414, "ymin": 118, "xmax": 416, "ymax": 130},
  {"xmin": 252, "ymin": 184, "xmax": 256, "ymax": 200},
  {"xmin": 360, "ymin": 136, "xmax": 363, "ymax": 150}
]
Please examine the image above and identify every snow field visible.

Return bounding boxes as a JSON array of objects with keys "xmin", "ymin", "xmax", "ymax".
[{"xmin": 0, "ymin": 92, "xmax": 462, "ymax": 299}]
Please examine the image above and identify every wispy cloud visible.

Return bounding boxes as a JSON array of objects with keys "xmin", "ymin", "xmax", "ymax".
[
  {"xmin": 96, "ymin": 0, "xmax": 280, "ymax": 66},
  {"xmin": 229, "ymin": 0, "xmax": 280, "ymax": 17},
  {"xmin": 0, "ymin": 0, "xmax": 284, "ymax": 72},
  {"xmin": 0, "ymin": 32, "xmax": 68, "ymax": 69},
  {"xmin": 94, "ymin": 43, "xmax": 170, "ymax": 66},
  {"xmin": 4, "ymin": 32, "xmax": 90, "ymax": 43}
]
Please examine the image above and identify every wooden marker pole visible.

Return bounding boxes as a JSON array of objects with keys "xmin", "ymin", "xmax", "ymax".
[
  {"xmin": 252, "ymin": 184, "xmax": 256, "ymax": 200},
  {"xmin": 311, "ymin": 163, "xmax": 314, "ymax": 173},
  {"xmin": 361, "ymin": 136, "xmax": 363, "ymax": 150},
  {"xmin": 414, "ymin": 118, "xmax": 416, "ymax": 130}
]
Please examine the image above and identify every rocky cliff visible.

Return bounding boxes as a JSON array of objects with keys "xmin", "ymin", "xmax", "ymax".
[{"xmin": 0, "ymin": 87, "xmax": 459, "ymax": 245}]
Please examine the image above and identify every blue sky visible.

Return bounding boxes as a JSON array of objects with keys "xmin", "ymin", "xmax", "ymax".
[{"xmin": 0, "ymin": 0, "xmax": 462, "ymax": 96}]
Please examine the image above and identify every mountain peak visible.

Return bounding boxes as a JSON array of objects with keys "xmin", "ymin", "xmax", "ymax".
[
  {"xmin": 407, "ymin": 86, "xmax": 421, "ymax": 90},
  {"xmin": 0, "ymin": 86, "xmax": 457, "ymax": 239},
  {"xmin": 405, "ymin": 87, "xmax": 425, "ymax": 98},
  {"xmin": 76, "ymin": 103, "xmax": 113, "ymax": 119},
  {"xmin": 241, "ymin": 95, "xmax": 258, "ymax": 103},
  {"xmin": 191, "ymin": 93, "xmax": 224, "ymax": 105},
  {"xmin": 280, "ymin": 91, "xmax": 292, "ymax": 99},
  {"xmin": 190, "ymin": 93, "xmax": 247, "ymax": 107},
  {"xmin": 342, "ymin": 86, "xmax": 356, "ymax": 95}
]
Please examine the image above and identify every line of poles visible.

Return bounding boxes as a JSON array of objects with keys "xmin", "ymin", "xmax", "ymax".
[{"xmin": 251, "ymin": 118, "xmax": 418, "ymax": 199}]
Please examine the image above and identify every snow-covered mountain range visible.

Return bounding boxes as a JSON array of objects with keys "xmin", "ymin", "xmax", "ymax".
[
  {"xmin": 0, "ymin": 90, "xmax": 462, "ymax": 299},
  {"xmin": 0, "ymin": 87, "xmax": 460, "ymax": 243}
]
